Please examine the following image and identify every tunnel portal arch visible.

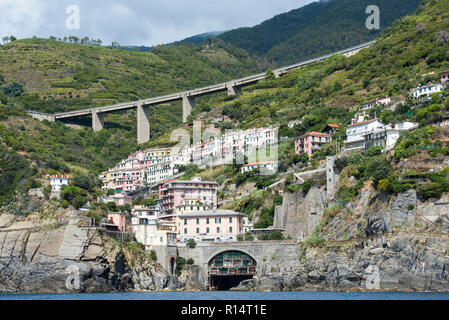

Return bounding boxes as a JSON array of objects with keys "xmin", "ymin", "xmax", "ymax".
[{"xmin": 207, "ymin": 250, "xmax": 257, "ymax": 290}]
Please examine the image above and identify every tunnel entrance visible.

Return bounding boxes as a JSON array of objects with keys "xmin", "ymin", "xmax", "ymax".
[{"xmin": 208, "ymin": 251, "xmax": 257, "ymax": 291}]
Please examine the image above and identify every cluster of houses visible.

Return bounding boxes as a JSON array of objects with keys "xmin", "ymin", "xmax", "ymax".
[
  {"xmin": 93, "ymin": 126, "xmax": 280, "ymax": 249},
  {"xmin": 100, "ymin": 176, "xmax": 253, "ymax": 249},
  {"xmin": 99, "ymin": 126, "xmax": 278, "ymax": 194},
  {"xmin": 48, "ymin": 71, "xmax": 449, "ymax": 251},
  {"xmin": 294, "ymin": 72, "xmax": 449, "ymax": 159},
  {"xmin": 295, "ymin": 113, "xmax": 419, "ymax": 159}
]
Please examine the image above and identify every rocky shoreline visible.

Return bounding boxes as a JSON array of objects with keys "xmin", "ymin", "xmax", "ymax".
[{"xmin": 3, "ymin": 190, "xmax": 449, "ymax": 294}]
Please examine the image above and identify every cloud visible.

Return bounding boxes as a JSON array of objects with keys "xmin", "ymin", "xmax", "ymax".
[{"xmin": 0, "ymin": 0, "xmax": 315, "ymax": 46}]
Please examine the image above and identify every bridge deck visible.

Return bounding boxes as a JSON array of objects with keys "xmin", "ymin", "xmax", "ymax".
[{"xmin": 37, "ymin": 41, "xmax": 375, "ymax": 120}]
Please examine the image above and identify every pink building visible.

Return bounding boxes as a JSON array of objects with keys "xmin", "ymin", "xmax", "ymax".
[
  {"xmin": 159, "ymin": 177, "xmax": 218, "ymax": 220},
  {"xmin": 442, "ymin": 71, "xmax": 449, "ymax": 84},
  {"xmin": 177, "ymin": 210, "xmax": 245, "ymax": 242},
  {"xmin": 110, "ymin": 193, "xmax": 133, "ymax": 206},
  {"xmin": 107, "ymin": 213, "xmax": 131, "ymax": 232},
  {"xmin": 295, "ymin": 132, "xmax": 332, "ymax": 158}
]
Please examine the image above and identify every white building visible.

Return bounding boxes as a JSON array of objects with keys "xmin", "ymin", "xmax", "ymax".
[
  {"xmin": 133, "ymin": 219, "xmax": 177, "ymax": 248},
  {"xmin": 131, "ymin": 205, "xmax": 161, "ymax": 225},
  {"xmin": 243, "ymin": 216, "xmax": 254, "ymax": 234},
  {"xmin": 364, "ymin": 121, "xmax": 419, "ymax": 151},
  {"xmin": 50, "ymin": 175, "xmax": 69, "ymax": 192},
  {"xmin": 412, "ymin": 83, "xmax": 444, "ymax": 99},
  {"xmin": 376, "ymin": 96, "xmax": 392, "ymax": 105},
  {"xmin": 344, "ymin": 119, "xmax": 385, "ymax": 151},
  {"xmin": 358, "ymin": 97, "xmax": 392, "ymax": 112},
  {"xmin": 146, "ymin": 160, "xmax": 179, "ymax": 184},
  {"xmin": 240, "ymin": 161, "xmax": 278, "ymax": 175}
]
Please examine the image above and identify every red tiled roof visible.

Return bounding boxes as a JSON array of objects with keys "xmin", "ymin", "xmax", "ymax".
[
  {"xmin": 50, "ymin": 175, "xmax": 69, "ymax": 179},
  {"xmin": 307, "ymin": 131, "xmax": 331, "ymax": 136},
  {"xmin": 348, "ymin": 119, "xmax": 377, "ymax": 127},
  {"xmin": 327, "ymin": 124, "xmax": 340, "ymax": 128}
]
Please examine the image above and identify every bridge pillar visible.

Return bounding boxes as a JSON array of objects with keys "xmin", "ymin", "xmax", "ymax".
[
  {"xmin": 92, "ymin": 111, "xmax": 104, "ymax": 132},
  {"xmin": 137, "ymin": 103, "xmax": 151, "ymax": 145},
  {"xmin": 182, "ymin": 95, "xmax": 195, "ymax": 123},
  {"xmin": 227, "ymin": 84, "xmax": 242, "ymax": 96}
]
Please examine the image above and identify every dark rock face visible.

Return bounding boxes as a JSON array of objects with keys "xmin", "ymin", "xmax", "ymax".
[
  {"xmin": 0, "ymin": 214, "xmax": 174, "ymax": 294},
  {"xmin": 0, "ymin": 259, "xmax": 133, "ymax": 294},
  {"xmin": 237, "ymin": 236, "xmax": 449, "ymax": 292},
  {"xmin": 365, "ymin": 215, "xmax": 388, "ymax": 236},
  {"xmin": 178, "ymin": 265, "xmax": 207, "ymax": 291}
]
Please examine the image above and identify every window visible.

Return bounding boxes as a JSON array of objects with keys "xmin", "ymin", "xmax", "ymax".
[
  {"xmin": 196, "ymin": 218, "xmax": 199, "ymax": 225},
  {"xmin": 206, "ymin": 218, "xmax": 210, "ymax": 224},
  {"xmin": 217, "ymin": 227, "xmax": 220, "ymax": 233},
  {"xmin": 229, "ymin": 217, "xmax": 232, "ymax": 223},
  {"xmin": 206, "ymin": 227, "xmax": 210, "ymax": 233},
  {"xmin": 184, "ymin": 219, "xmax": 187, "ymax": 225},
  {"xmin": 196, "ymin": 228, "xmax": 200, "ymax": 234}
]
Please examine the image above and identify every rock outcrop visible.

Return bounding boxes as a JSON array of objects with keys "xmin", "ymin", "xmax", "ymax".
[
  {"xmin": 273, "ymin": 186, "xmax": 327, "ymax": 240},
  {"xmin": 178, "ymin": 265, "xmax": 207, "ymax": 291},
  {"xmin": 232, "ymin": 235, "xmax": 449, "ymax": 292},
  {"xmin": 0, "ymin": 210, "xmax": 174, "ymax": 293}
]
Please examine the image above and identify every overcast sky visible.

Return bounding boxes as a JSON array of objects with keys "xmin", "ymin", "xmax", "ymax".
[{"xmin": 0, "ymin": 0, "xmax": 315, "ymax": 46}]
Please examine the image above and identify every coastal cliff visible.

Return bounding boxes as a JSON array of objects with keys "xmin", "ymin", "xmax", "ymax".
[
  {"xmin": 3, "ymin": 187, "xmax": 449, "ymax": 293},
  {"xmin": 0, "ymin": 203, "xmax": 176, "ymax": 293},
  {"xmin": 233, "ymin": 187, "xmax": 449, "ymax": 291}
]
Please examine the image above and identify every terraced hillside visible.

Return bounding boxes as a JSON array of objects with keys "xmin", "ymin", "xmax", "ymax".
[{"xmin": 0, "ymin": 38, "xmax": 264, "ymax": 114}]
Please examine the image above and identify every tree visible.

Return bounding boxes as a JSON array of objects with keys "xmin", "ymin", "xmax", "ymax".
[
  {"xmin": 366, "ymin": 158, "xmax": 393, "ymax": 183},
  {"xmin": 2, "ymin": 36, "xmax": 9, "ymax": 44},
  {"xmin": 72, "ymin": 195, "xmax": 87, "ymax": 209},
  {"xmin": 141, "ymin": 198, "xmax": 156, "ymax": 207},
  {"xmin": 9, "ymin": 35, "xmax": 17, "ymax": 42},
  {"xmin": 265, "ymin": 69, "xmax": 276, "ymax": 80},
  {"xmin": 107, "ymin": 201, "xmax": 117, "ymax": 212},
  {"xmin": 149, "ymin": 250, "xmax": 157, "ymax": 261},
  {"xmin": 268, "ymin": 230, "xmax": 285, "ymax": 240},
  {"xmin": 243, "ymin": 231, "xmax": 254, "ymax": 241},
  {"xmin": 292, "ymin": 153, "xmax": 309, "ymax": 165},
  {"xmin": 61, "ymin": 186, "xmax": 88, "ymax": 208},
  {"xmin": 186, "ymin": 239, "xmax": 196, "ymax": 249},
  {"xmin": 0, "ymin": 82, "xmax": 23, "ymax": 97},
  {"xmin": 73, "ymin": 175, "xmax": 93, "ymax": 192}
]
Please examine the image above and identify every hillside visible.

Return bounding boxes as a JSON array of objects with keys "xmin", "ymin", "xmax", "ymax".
[
  {"xmin": 0, "ymin": 37, "xmax": 263, "ymax": 206},
  {"xmin": 218, "ymin": 0, "xmax": 420, "ymax": 66},
  {"xmin": 150, "ymin": 0, "xmax": 449, "ymax": 228},
  {"xmin": 0, "ymin": 37, "xmax": 264, "ymax": 114},
  {"xmin": 173, "ymin": 31, "xmax": 225, "ymax": 45},
  {"xmin": 0, "ymin": 37, "xmax": 269, "ymax": 207},
  {"xmin": 1, "ymin": 0, "xmax": 449, "ymax": 213},
  {"xmin": 195, "ymin": 0, "xmax": 448, "ymax": 134}
]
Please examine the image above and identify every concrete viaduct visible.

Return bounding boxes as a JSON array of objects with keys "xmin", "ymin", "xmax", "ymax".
[{"xmin": 27, "ymin": 41, "xmax": 374, "ymax": 145}]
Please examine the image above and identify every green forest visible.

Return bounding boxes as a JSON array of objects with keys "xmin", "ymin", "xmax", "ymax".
[{"xmin": 219, "ymin": 0, "xmax": 420, "ymax": 66}]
